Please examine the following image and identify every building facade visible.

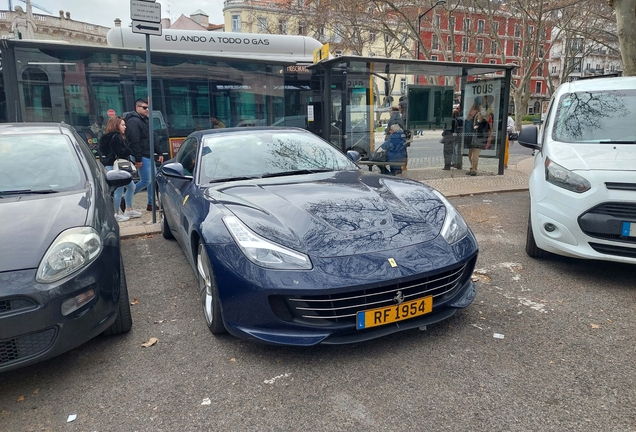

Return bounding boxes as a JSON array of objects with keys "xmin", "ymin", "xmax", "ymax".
[{"xmin": 0, "ymin": 7, "xmax": 109, "ymax": 45}]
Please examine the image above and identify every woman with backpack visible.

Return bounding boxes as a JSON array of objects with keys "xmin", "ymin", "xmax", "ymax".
[{"xmin": 99, "ymin": 116, "xmax": 142, "ymax": 222}]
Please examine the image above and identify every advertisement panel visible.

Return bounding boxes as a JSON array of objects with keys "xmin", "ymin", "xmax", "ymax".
[{"xmin": 462, "ymin": 78, "xmax": 503, "ymax": 158}]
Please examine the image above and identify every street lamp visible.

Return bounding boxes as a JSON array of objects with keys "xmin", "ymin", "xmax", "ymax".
[{"xmin": 416, "ymin": 0, "xmax": 446, "ymax": 60}]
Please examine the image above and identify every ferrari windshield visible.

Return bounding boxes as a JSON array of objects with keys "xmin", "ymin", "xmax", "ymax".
[
  {"xmin": 199, "ymin": 130, "xmax": 358, "ymax": 183},
  {"xmin": 552, "ymin": 89, "xmax": 636, "ymax": 143}
]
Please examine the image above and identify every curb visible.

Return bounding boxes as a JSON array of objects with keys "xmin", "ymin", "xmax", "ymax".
[{"xmin": 120, "ymin": 223, "xmax": 161, "ymax": 240}]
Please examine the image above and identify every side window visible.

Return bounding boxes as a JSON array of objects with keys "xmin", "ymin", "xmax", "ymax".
[
  {"xmin": 539, "ymin": 99, "xmax": 555, "ymax": 149},
  {"xmin": 176, "ymin": 137, "xmax": 198, "ymax": 176}
]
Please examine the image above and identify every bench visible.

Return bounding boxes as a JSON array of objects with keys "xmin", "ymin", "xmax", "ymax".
[{"xmin": 357, "ymin": 160, "xmax": 405, "ymax": 173}]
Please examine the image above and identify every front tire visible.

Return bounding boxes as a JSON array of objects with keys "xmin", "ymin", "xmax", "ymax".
[
  {"xmin": 526, "ymin": 212, "xmax": 547, "ymax": 258},
  {"xmin": 103, "ymin": 256, "xmax": 133, "ymax": 336},
  {"xmin": 197, "ymin": 242, "xmax": 226, "ymax": 334},
  {"xmin": 158, "ymin": 193, "xmax": 174, "ymax": 240}
]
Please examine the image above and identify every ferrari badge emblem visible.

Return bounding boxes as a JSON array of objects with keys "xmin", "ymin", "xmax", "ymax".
[{"xmin": 388, "ymin": 258, "xmax": 397, "ymax": 267}]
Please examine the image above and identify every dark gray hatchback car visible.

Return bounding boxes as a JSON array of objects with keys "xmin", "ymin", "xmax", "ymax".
[{"xmin": 0, "ymin": 123, "xmax": 133, "ymax": 372}]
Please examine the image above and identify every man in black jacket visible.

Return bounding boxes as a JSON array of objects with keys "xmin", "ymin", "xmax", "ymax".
[{"xmin": 125, "ymin": 99, "xmax": 164, "ymax": 211}]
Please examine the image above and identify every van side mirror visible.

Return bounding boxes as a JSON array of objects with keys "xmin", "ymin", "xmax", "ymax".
[{"xmin": 518, "ymin": 125, "xmax": 541, "ymax": 151}]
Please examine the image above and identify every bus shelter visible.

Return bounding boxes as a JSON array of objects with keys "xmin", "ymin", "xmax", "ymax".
[{"xmin": 309, "ymin": 56, "xmax": 516, "ymax": 175}]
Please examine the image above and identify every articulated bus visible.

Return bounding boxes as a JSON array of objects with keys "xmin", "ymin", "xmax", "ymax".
[{"xmin": 0, "ymin": 27, "xmax": 323, "ymax": 156}]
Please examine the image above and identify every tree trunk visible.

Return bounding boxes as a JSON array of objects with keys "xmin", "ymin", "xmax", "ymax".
[{"xmin": 614, "ymin": 0, "xmax": 636, "ymax": 76}]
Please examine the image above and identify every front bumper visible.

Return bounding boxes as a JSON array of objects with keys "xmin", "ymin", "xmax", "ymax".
[
  {"xmin": 207, "ymin": 233, "xmax": 478, "ymax": 346},
  {"xmin": 532, "ymin": 194, "xmax": 636, "ymax": 264},
  {"xmin": 0, "ymin": 246, "xmax": 121, "ymax": 372}
]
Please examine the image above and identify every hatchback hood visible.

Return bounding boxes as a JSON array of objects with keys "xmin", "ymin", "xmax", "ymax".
[
  {"xmin": 0, "ymin": 191, "xmax": 89, "ymax": 272},
  {"xmin": 209, "ymin": 171, "xmax": 446, "ymax": 257},
  {"xmin": 550, "ymin": 143, "xmax": 636, "ymax": 171}
]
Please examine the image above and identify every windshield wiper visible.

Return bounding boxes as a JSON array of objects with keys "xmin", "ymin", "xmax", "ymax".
[
  {"xmin": 599, "ymin": 140, "xmax": 636, "ymax": 144},
  {"xmin": 208, "ymin": 176, "xmax": 262, "ymax": 184},
  {"xmin": 0, "ymin": 189, "xmax": 57, "ymax": 196},
  {"xmin": 261, "ymin": 169, "xmax": 334, "ymax": 178}
]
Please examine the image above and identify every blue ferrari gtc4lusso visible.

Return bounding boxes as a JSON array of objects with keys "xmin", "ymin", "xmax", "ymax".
[{"xmin": 156, "ymin": 127, "xmax": 478, "ymax": 345}]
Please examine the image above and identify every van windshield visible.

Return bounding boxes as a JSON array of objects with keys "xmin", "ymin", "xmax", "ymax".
[{"xmin": 552, "ymin": 89, "xmax": 636, "ymax": 143}]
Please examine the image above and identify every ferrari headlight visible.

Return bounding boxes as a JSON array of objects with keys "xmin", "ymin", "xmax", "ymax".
[
  {"xmin": 36, "ymin": 227, "xmax": 102, "ymax": 283},
  {"xmin": 223, "ymin": 216, "xmax": 312, "ymax": 270},
  {"xmin": 433, "ymin": 190, "xmax": 469, "ymax": 244},
  {"xmin": 545, "ymin": 157, "xmax": 591, "ymax": 193}
]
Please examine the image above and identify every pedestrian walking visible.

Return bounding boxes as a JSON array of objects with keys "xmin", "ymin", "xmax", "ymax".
[
  {"xmin": 98, "ymin": 116, "xmax": 142, "ymax": 222},
  {"xmin": 125, "ymin": 98, "xmax": 164, "ymax": 211}
]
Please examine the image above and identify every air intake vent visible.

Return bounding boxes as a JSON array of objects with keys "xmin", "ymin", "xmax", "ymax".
[{"xmin": 605, "ymin": 183, "xmax": 636, "ymax": 191}]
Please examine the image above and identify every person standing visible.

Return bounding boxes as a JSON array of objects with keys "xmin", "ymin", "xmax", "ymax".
[
  {"xmin": 465, "ymin": 96, "xmax": 491, "ymax": 176},
  {"xmin": 505, "ymin": 112, "xmax": 516, "ymax": 169},
  {"xmin": 125, "ymin": 98, "xmax": 164, "ymax": 211},
  {"xmin": 98, "ymin": 116, "xmax": 141, "ymax": 222}
]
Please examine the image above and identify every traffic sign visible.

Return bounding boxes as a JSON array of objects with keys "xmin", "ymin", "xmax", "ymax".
[
  {"xmin": 107, "ymin": 109, "xmax": 116, "ymax": 117},
  {"xmin": 131, "ymin": 0, "xmax": 161, "ymax": 23},
  {"xmin": 132, "ymin": 20, "xmax": 162, "ymax": 36}
]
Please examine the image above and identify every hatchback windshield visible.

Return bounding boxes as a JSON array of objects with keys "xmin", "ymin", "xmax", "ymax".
[
  {"xmin": 553, "ymin": 89, "xmax": 636, "ymax": 143},
  {"xmin": 0, "ymin": 134, "xmax": 84, "ymax": 192},
  {"xmin": 199, "ymin": 131, "xmax": 357, "ymax": 183}
]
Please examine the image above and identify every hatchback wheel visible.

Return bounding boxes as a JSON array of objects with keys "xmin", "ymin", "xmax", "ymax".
[
  {"xmin": 526, "ymin": 212, "xmax": 547, "ymax": 258},
  {"xmin": 103, "ymin": 256, "xmax": 133, "ymax": 335},
  {"xmin": 197, "ymin": 242, "xmax": 226, "ymax": 334}
]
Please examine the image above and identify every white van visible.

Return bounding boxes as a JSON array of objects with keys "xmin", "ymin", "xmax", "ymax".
[{"xmin": 519, "ymin": 76, "xmax": 636, "ymax": 263}]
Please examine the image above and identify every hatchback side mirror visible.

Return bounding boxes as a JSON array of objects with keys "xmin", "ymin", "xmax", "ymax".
[{"xmin": 105, "ymin": 169, "xmax": 132, "ymax": 193}]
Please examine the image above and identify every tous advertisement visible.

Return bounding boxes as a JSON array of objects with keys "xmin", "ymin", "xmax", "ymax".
[{"xmin": 462, "ymin": 78, "xmax": 503, "ymax": 159}]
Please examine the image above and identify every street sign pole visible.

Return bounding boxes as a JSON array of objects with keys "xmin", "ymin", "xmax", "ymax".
[
  {"xmin": 131, "ymin": 0, "xmax": 162, "ymax": 223},
  {"xmin": 146, "ymin": 32, "xmax": 156, "ymax": 223}
]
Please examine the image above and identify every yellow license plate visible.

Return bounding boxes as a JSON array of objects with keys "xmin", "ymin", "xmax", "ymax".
[{"xmin": 356, "ymin": 296, "xmax": 433, "ymax": 330}]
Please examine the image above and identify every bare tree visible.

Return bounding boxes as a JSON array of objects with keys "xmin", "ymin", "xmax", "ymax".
[{"xmin": 608, "ymin": 0, "xmax": 636, "ymax": 75}]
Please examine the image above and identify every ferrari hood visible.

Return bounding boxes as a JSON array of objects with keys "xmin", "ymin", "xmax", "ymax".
[
  {"xmin": 0, "ymin": 191, "xmax": 89, "ymax": 272},
  {"xmin": 210, "ymin": 171, "xmax": 446, "ymax": 257}
]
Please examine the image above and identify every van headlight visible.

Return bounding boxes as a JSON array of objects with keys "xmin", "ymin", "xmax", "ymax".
[
  {"xmin": 36, "ymin": 227, "xmax": 102, "ymax": 283},
  {"xmin": 223, "ymin": 216, "xmax": 312, "ymax": 270},
  {"xmin": 433, "ymin": 190, "xmax": 469, "ymax": 244},
  {"xmin": 545, "ymin": 157, "xmax": 591, "ymax": 193}
]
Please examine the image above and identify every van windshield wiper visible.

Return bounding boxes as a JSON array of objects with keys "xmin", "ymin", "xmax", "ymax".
[
  {"xmin": 261, "ymin": 169, "xmax": 334, "ymax": 178},
  {"xmin": 0, "ymin": 189, "xmax": 57, "ymax": 196},
  {"xmin": 599, "ymin": 140, "xmax": 636, "ymax": 144}
]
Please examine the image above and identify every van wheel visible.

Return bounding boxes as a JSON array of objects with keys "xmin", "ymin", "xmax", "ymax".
[{"xmin": 526, "ymin": 212, "xmax": 547, "ymax": 258}]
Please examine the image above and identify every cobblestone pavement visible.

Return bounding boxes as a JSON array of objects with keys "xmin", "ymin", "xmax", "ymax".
[{"xmin": 117, "ymin": 154, "xmax": 534, "ymax": 239}]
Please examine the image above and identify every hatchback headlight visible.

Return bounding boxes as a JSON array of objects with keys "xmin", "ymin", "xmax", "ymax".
[
  {"xmin": 545, "ymin": 157, "xmax": 591, "ymax": 193},
  {"xmin": 36, "ymin": 227, "xmax": 102, "ymax": 283},
  {"xmin": 433, "ymin": 190, "xmax": 469, "ymax": 244},
  {"xmin": 223, "ymin": 216, "xmax": 312, "ymax": 270}
]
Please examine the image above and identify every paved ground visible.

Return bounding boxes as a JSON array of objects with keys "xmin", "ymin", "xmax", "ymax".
[{"xmin": 118, "ymin": 154, "xmax": 534, "ymax": 240}]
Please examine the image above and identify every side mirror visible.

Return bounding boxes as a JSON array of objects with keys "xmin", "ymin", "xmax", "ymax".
[
  {"xmin": 105, "ymin": 169, "xmax": 132, "ymax": 193},
  {"xmin": 160, "ymin": 162, "xmax": 193, "ymax": 180},
  {"xmin": 518, "ymin": 125, "xmax": 541, "ymax": 151},
  {"xmin": 346, "ymin": 150, "xmax": 361, "ymax": 163}
]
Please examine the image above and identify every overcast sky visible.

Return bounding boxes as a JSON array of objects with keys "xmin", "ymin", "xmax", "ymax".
[{"xmin": 14, "ymin": 0, "xmax": 225, "ymax": 28}]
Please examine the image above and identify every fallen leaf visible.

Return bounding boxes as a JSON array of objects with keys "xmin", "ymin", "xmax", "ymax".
[
  {"xmin": 32, "ymin": 389, "xmax": 39, "ymax": 395},
  {"xmin": 230, "ymin": 358, "xmax": 236, "ymax": 362},
  {"xmin": 607, "ymin": 319, "xmax": 613, "ymax": 323},
  {"xmin": 130, "ymin": 298, "xmax": 139, "ymax": 305},
  {"xmin": 16, "ymin": 396, "xmax": 24, "ymax": 402},
  {"xmin": 141, "ymin": 337, "xmax": 159, "ymax": 348},
  {"xmin": 591, "ymin": 324, "xmax": 600, "ymax": 329}
]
